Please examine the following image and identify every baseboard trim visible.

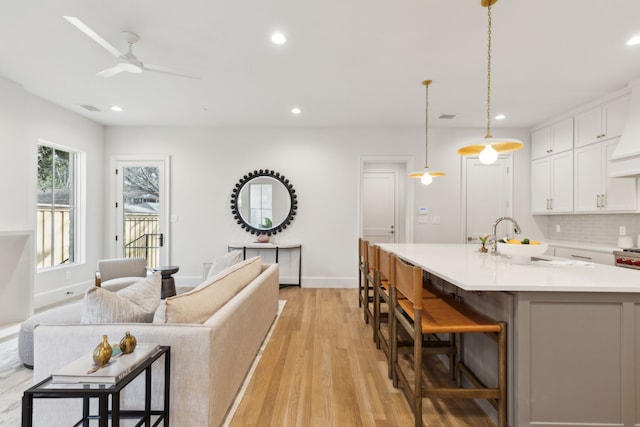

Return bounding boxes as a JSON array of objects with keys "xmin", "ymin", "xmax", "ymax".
[{"xmin": 34, "ymin": 281, "xmax": 90, "ymax": 310}]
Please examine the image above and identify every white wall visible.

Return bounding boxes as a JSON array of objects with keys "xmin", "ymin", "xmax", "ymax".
[
  {"xmin": 0, "ymin": 75, "xmax": 105, "ymax": 309},
  {"xmin": 105, "ymin": 126, "xmax": 539, "ymax": 287}
]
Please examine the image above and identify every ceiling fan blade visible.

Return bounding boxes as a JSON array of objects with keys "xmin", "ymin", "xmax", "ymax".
[
  {"xmin": 64, "ymin": 16, "xmax": 124, "ymax": 58},
  {"xmin": 97, "ymin": 66, "xmax": 124, "ymax": 78},
  {"xmin": 144, "ymin": 63, "xmax": 202, "ymax": 80}
]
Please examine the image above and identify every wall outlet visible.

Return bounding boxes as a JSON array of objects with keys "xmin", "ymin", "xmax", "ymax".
[
  {"xmin": 555, "ymin": 224, "xmax": 561, "ymax": 232},
  {"xmin": 65, "ymin": 271, "xmax": 71, "ymax": 280},
  {"xmin": 620, "ymin": 226, "xmax": 626, "ymax": 236},
  {"xmin": 418, "ymin": 216, "xmax": 428, "ymax": 224}
]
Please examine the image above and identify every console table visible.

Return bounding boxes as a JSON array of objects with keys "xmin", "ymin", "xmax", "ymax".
[
  {"xmin": 22, "ymin": 346, "xmax": 170, "ymax": 427},
  {"xmin": 228, "ymin": 243, "xmax": 301, "ymax": 288}
]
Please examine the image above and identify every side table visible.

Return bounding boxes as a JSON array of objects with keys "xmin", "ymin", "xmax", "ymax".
[
  {"xmin": 22, "ymin": 345, "xmax": 170, "ymax": 427},
  {"xmin": 228, "ymin": 243, "xmax": 301, "ymax": 288},
  {"xmin": 152, "ymin": 266, "xmax": 179, "ymax": 298}
]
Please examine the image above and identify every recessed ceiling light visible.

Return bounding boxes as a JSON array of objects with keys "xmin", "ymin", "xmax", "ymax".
[
  {"xmin": 111, "ymin": 105, "xmax": 123, "ymax": 112},
  {"xmin": 291, "ymin": 107, "xmax": 301, "ymax": 115},
  {"xmin": 495, "ymin": 114, "xmax": 506, "ymax": 120},
  {"xmin": 627, "ymin": 35, "xmax": 640, "ymax": 46},
  {"xmin": 271, "ymin": 32, "xmax": 287, "ymax": 45}
]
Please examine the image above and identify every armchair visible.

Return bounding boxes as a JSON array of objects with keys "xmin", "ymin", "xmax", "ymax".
[{"xmin": 95, "ymin": 257, "xmax": 147, "ymax": 291}]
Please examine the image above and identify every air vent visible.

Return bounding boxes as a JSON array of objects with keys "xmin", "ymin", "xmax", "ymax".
[
  {"xmin": 439, "ymin": 114, "xmax": 456, "ymax": 119},
  {"xmin": 80, "ymin": 104, "xmax": 102, "ymax": 112}
]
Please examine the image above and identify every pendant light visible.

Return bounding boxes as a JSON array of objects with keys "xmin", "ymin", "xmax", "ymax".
[
  {"xmin": 408, "ymin": 79, "xmax": 445, "ymax": 185},
  {"xmin": 457, "ymin": 0, "xmax": 523, "ymax": 165}
]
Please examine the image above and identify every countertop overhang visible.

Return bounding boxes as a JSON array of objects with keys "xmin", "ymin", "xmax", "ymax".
[{"xmin": 379, "ymin": 243, "xmax": 639, "ymax": 293}]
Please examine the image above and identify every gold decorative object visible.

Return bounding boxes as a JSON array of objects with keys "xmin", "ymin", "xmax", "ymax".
[
  {"xmin": 408, "ymin": 79, "xmax": 445, "ymax": 185},
  {"xmin": 119, "ymin": 331, "xmax": 137, "ymax": 354},
  {"xmin": 457, "ymin": 0, "xmax": 523, "ymax": 164},
  {"xmin": 93, "ymin": 335, "xmax": 113, "ymax": 368}
]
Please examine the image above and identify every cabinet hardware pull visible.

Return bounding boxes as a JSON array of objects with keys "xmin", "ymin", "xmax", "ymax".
[{"xmin": 571, "ymin": 254, "xmax": 592, "ymax": 260}]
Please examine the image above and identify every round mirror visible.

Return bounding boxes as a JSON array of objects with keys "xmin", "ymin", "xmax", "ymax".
[{"xmin": 230, "ymin": 170, "xmax": 298, "ymax": 235}]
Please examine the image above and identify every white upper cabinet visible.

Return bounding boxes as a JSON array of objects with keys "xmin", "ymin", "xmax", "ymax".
[
  {"xmin": 531, "ymin": 117, "xmax": 574, "ymax": 160},
  {"xmin": 575, "ymin": 95, "xmax": 630, "ymax": 147},
  {"xmin": 574, "ymin": 138, "xmax": 637, "ymax": 212},
  {"xmin": 531, "ymin": 151, "xmax": 573, "ymax": 214}
]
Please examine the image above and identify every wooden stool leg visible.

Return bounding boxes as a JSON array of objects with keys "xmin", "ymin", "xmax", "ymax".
[
  {"xmin": 455, "ymin": 333, "xmax": 462, "ymax": 386},
  {"xmin": 498, "ymin": 322, "xmax": 507, "ymax": 427},
  {"xmin": 390, "ymin": 287, "xmax": 398, "ymax": 388},
  {"xmin": 413, "ymin": 310, "xmax": 423, "ymax": 427},
  {"xmin": 373, "ymin": 271, "xmax": 380, "ymax": 344}
]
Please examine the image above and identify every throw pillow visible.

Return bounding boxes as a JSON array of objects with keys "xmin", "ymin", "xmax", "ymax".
[
  {"xmin": 206, "ymin": 249, "xmax": 243, "ymax": 280},
  {"xmin": 154, "ymin": 256, "xmax": 262, "ymax": 324},
  {"xmin": 81, "ymin": 272, "xmax": 162, "ymax": 324}
]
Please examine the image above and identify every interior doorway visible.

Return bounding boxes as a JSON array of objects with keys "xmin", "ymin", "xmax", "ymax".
[
  {"xmin": 360, "ymin": 159, "xmax": 411, "ymax": 244},
  {"xmin": 462, "ymin": 156, "xmax": 513, "ymax": 243}
]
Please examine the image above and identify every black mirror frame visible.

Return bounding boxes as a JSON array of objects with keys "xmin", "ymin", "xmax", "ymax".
[{"xmin": 230, "ymin": 169, "xmax": 298, "ymax": 236}]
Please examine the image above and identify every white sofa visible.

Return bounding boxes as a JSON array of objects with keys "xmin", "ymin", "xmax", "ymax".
[{"xmin": 31, "ymin": 260, "xmax": 279, "ymax": 427}]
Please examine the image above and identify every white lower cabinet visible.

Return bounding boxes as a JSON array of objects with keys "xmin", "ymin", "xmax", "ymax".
[
  {"xmin": 574, "ymin": 138, "xmax": 637, "ymax": 212},
  {"xmin": 552, "ymin": 246, "xmax": 614, "ymax": 266},
  {"xmin": 531, "ymin": 152, "xmax": 573, "ymax": 214}
]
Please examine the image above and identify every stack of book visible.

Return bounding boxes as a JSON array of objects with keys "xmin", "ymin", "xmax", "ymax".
[{"xmin": 51, "ymin": 342, "xmax": 160, "ymax": 384}]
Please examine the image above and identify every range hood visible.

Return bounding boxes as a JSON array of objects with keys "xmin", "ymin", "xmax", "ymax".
[{"xmin": 609, "ymin": 77, "xmax": 640, "ymax": 177}]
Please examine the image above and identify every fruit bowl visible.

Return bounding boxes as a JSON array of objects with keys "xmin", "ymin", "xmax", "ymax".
[{"xmin": 497, "ymin": 242, "xmax": 549, "ymax": 264}]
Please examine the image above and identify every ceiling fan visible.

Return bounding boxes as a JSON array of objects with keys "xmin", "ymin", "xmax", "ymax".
[{"xmin": 64, "ymin": 16, "xmax": 201, "ymax": 79}]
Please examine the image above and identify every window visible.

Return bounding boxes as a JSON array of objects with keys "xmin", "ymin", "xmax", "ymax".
[
  {"xmin": 37, "ymin": 144, "xmax": 78, "ymax": 268},
  {"xmin": 249, "ymin": 183, "xmax": 273, "ymax": 228}
]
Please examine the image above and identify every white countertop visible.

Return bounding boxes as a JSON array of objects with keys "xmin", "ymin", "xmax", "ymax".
[{"xmin": 379, "ymin": 243, "xmax": 640, "ymax": 293}]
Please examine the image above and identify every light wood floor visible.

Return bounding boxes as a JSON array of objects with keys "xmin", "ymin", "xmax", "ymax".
[{"xmin": 229, "ymin": 288, "xmax": 495, "ymax": 427}]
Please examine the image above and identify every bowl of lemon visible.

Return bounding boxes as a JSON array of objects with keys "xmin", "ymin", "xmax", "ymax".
[{"xmin": 497, "ymin": 238, "xmax": 548, "ymax": 264}]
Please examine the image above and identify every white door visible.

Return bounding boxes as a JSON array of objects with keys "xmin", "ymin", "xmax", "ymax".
[
  {"xmin": 362, "ymin": 171, "xmax": 396, "ymax": 243},
  {"xmin": 112, "ymin": 157, "xmax": 170, "ymax": 268},
  {"xmin": 464, "ymin": 157, "xmax": 512, "ymax": 243}
]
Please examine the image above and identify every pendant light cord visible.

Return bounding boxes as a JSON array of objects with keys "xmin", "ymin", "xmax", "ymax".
[
  {"xmin": 485, "ymin": 2, "xmax": 493, "ymax": 139},
  {"xmin": 424, "ymin": 79, "xmax": 430, "ymax": 169}
]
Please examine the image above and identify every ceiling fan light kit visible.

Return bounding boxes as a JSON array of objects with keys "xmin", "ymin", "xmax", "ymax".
[
  {"xmin": 408, "ymin": 79, "xmax": 446, "ymax": 185},
  {"xmin": 457, "ymin": 0, "xmax": 523, "ymax": 165},
  {"xmin": 64, "ymin": 16, "xmax": 201, "ymax": 80}
]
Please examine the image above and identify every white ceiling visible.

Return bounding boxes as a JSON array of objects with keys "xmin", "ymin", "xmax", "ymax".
[{"xmin": 2, "ymin": 0, "xmax": 640, "ymax": 129}]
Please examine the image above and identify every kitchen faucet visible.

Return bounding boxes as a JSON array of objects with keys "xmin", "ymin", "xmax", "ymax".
[{"xmin": 491, "ymin": 216, "xmax": 522, "ymax": 253}]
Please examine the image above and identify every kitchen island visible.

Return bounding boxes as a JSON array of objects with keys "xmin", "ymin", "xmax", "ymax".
[{"xmin": 379, "ymin": 243, "xmax": 640, "ymax": 427}]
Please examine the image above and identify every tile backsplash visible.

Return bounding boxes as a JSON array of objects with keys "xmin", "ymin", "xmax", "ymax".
[{"xmin": 546, "ymin": 214, "xmax": 640, "ymax": 247}]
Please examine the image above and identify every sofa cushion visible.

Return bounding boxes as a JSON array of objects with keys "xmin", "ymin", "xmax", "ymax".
[
  {"xmin": 205, "ymin": 249, "xmax": 243, "ymax": 280},
  {"xmin": 154, "ymin": 256, "xmax": 262, "ymax": 324},
  {"xmin": 81, "ymin": 272, "xmax": 162, "ymax": 323}
]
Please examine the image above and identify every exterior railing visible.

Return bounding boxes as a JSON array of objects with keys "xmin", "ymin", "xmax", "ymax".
[
  {"xmin": 124, "ymin": 214, "xmax": 161, "ymax": 268},
  {"xmin": 37, "ymin": 205, "xmax": 71, "ymax": 268},
  {"xmin": 37, "ymin": 208, "xmax": 161, "ymax": 269}
]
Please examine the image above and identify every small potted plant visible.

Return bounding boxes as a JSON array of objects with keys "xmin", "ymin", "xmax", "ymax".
[{"xmin": 479, "ymin": 234, "xmax": 490, "ymax": 253}]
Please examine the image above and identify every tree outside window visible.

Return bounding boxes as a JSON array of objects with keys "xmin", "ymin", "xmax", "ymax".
[{"xmin": 37, "ymin": 145, "xmax": 76, "ymax": 268}]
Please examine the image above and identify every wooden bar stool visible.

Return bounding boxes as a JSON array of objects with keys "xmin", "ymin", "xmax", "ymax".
[
  {"xmin": 391, "ymin": 256, "xmax": 507, "ymax": 427},
  {"xmin": 358, "ymin": 238, "xmax": 373, "ymax": 324}
]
